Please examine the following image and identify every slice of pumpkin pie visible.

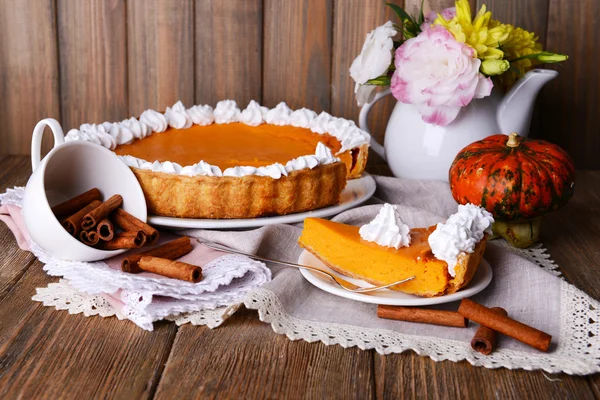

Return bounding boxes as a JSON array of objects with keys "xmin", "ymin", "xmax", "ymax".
[{"xmin": 298, "ymin": 204, "xmax": 493, "ymax": 297}]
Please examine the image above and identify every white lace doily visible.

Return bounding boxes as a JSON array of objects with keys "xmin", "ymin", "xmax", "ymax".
[{"xmin": 243, "ymin": 281, "xmax": 600, "ymax": 375}]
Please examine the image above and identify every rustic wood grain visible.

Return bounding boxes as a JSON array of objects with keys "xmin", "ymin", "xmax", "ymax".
[
  {"xmin": 195, "ymin": 0, "xmax": 262, "ymax": 107},
  {"xmin": 0, "ymin": 156, "xmax": 36, "ymax": 299},
  {"xmin": 540, "ymin": 0, "xmax": 600, "ymax": 169},
  {"xmin": 0, "ymin": 259, "xmax": 178, "ymax": 399},
  {"xmin": 0, "ymin": 0, "xmax": 59, "ymax": 155},
  {"xmin": 57, "ymin": 0, "xmax": 128, "ymax": 130},
  {"xmin": 262, "ymin": 0, "xmax": 332, "ymax": 112},
  {"xmin": 127, "ymin": 0, "xmax": 195, "ymax": 116},
  {"xmin": 331, "ymin": 0, "xmax": 400, "ymax": 151},
  {"xmin": 154, "ymin": 307, "xmax": 375, "ymax": 399},
  {"xmin": 374, "ymin": 354, "xmax": 595, "ymax": 399}
]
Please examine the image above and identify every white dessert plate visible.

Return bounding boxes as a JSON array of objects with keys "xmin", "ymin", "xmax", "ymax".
[
  {"xmin": 147, "ymin": 173, "xmax": 376, "ymax": 230},
  {"xmin": 298, "ymin": 250, "xmax": 493, "ymax": 306}
]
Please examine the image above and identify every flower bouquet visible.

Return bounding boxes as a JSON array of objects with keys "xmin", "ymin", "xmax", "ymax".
[{"xmin": 350, "ymin": 0, "xmax": 567, "ymax": 126}]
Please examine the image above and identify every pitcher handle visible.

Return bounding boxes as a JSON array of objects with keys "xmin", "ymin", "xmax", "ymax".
[
  {"xmin": 358, "ymin": 88, "xmax": 392, "ymax": 161},
  {"xmin": 31, "ymin": 118, "xmax": 65, "ymax": 171}
]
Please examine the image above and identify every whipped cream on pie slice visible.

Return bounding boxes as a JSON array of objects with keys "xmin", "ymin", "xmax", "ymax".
[
  {"xmin": 428, "ymin": 204, "xmax": 494, "ymax": 277},
  {"xmin": 359, "ymin": 203, "xmax": 411, "ymax": 249}
]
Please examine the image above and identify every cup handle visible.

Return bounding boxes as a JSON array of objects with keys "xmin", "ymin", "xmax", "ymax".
[
  {"xmin": 358, "ymin": 88, "xmax": 393, "ymax": 161},
  {"xmin": 31, "ymin": 118, "xmax": 65, "ymax": 171}
]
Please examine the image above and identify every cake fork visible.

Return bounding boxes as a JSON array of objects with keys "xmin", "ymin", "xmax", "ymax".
[{"xmin": 197, "ymin": 239, "xmax": 415, "ymax": 294}]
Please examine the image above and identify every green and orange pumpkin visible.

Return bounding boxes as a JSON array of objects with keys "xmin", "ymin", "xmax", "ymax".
[{"xmin": 449, "ymin": 132, "xmax": 575, "ymax": 247}]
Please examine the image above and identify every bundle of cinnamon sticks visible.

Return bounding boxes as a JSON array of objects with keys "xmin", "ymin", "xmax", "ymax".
[
  {"xmin": 52, "ymin": 189, "xmax": 202, "ymax": 283},
  {"xmin": 53, "ymin": 188, "xmax": 159, "ymax": 249},
  {"xmin": 377, "ymin": 298, "xmax": 552, "ymax": 355}
]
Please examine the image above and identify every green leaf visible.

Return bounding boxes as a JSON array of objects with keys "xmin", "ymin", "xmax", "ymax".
[
  {"xmin": 417, "ymin": 0, "xmax": 425, "ymax": 26},
  {"xmin": 386, "ymin": 3, "xmax": 421, "ymax": 38},
  {"xmin": 366, "ymin": 75, "xmax": 392, "ymax": 86},
  {"xmin": 508, "ymin": 51, "xmax": 569, "ymax": 64}
]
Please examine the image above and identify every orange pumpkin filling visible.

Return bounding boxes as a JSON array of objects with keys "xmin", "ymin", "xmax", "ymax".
[
  {"xmin": 298, "ymin": 218, "xmax": 453, "ymax": 297},
  {"xmin": 114, "ymin": 123, "xmax": 344, "ymax": 170}
]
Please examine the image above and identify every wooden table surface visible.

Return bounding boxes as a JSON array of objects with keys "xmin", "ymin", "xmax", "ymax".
[{"xmin": 1, "ymin": 154, "xmax": 599, "ymax": 399}]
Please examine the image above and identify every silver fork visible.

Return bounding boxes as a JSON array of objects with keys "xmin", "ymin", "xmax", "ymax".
[{"xmin": 197, "ymin": 239, "xmax": 415, "ymax": 294}]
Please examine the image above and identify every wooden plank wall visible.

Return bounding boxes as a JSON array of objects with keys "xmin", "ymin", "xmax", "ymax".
[{"xmin": 0, "ymin": 0, "xmax": 598, "ymax": 169}]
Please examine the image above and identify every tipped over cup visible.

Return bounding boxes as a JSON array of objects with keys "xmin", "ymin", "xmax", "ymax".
[{"xmin": 22, "ymin": 118, "xmax": 147, "ymax": 261}]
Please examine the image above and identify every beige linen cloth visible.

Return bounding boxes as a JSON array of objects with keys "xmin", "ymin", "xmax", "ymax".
[
  {"xmin": 178, "ymin": 176, "xmax": 600, "ymax": 375},
  {"xmin": 22, "ymin": 177, "xmax": 600, "ymax": 374}
]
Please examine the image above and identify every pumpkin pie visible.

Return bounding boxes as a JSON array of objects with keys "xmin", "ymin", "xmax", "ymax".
[
  {"xmin": 298, "ymin": 204, "xmax": 492, "ymax": 297},
  {"xmin": 64, "ymin": 100, "xmax": 370, "ymax": 219}
]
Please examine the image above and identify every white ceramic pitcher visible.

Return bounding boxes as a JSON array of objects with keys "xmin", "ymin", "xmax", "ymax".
[{"xmin": 359, "ymin": 69, "xmax": 558, "ymax": 181}]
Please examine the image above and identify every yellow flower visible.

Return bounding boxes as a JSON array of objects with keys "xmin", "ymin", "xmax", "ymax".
[
  {"xmin": 499, "ymin": 26, "xmax": 543, "ymax": 87},
  {"xmin": 434, "ymin": 0, "xmax": 511, "ymax": 60}
]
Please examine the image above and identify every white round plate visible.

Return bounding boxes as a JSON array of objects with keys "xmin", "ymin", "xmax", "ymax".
[
  {"xmin": 298, "ymin": 250, "xmax": 493, "ymax": 306},
  {"xmin": 147, "ymin": 173, "xmax": 376, "ymax": 229}
]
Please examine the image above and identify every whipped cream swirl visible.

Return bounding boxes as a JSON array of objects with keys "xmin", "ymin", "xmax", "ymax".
[
  {"xmin": 428, "ymin": 204, "xmax": 494, "ymax": 277},
  {"xmin": 265, "ymin": 102, "xmax": 292, "ymax": 125},
  {"xmin": 214, "ymin": 100, "xmax": 241, "ymax": 124},
  {"xmin": 140, "ymin": 109, "xmax": 168, "ymax": 132},
  {"xmin": 359, "ymin": 204, "xmax": 411, "ymax": 249},
  {"xmin": 239, "ymin": 100, "xmax": 268, "ymax": 126},
  {"xmin": 165, "ymin": 101, "xmax": 192, "ymax": 129},
  {"xmin": 187, "ymin": 105, "xmax": 214, "ymax": 126},
  {"xmin": 289, "ymin": 108, "xmax": 318, "ymax": 128}
]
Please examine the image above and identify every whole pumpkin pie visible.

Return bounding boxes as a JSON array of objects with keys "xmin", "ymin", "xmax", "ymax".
[
  {"xmin": 64, "ymin": 100, "xmax": 370, "ymax": 219},
  {"xmin": 298, "ymin": 204, "xmax": 492, "ymax": 297}
]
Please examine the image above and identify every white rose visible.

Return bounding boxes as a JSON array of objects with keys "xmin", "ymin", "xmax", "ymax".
[{"xmin": 350, "ymin": 21, "xmax": 396, "ymax": 106}]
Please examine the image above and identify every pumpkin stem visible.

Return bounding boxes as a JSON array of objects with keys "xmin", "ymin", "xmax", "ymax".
[{"xmin": 506, "ymin": 132, "xmax": 520, "ymax": 148}]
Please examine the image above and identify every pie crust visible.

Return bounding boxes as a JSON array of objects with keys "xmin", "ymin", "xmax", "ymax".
[{"xmin": 133, "ymin": 162, "xmax": 347, "ymax": 219}]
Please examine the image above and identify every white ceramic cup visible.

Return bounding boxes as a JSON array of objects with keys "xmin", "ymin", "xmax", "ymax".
[{"xmin": 22, "ymin": 118, "xmax": 147, "ymax": 261}]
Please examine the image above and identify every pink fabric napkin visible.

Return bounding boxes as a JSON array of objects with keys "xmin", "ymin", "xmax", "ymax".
[
  {"xmin": 0, "ymin": 199, "xmax": 271, "ymax": 330},
  {"xmin": 0, "ymin": 204, "xmax": 31, "ymax": 251}
]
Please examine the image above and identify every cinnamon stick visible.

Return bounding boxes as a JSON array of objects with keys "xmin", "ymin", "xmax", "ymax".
[
  {"xmin": 458, "ymin": 299, "xmax": 552, "ymax": 352},
  {"xmin": 51, "ymin": 188, "xmax": 102, "ymax": 219},
  {"xmin": 81, "ymin": 194, "xmax": 122, "ymax": 230},
  {"xmin": 61, "ymin": 200, "xmax": 102, "ymax": 237},
  {"xmin": 377, "ymin": 305, "xmax": 468, "ymax": 328},
  {"xmin": 112, "ymin": 208, "xmax": 159, "ymax": 245},
  {"xmin": 79, "ymin": 230, "xmax": 100, "ymax": 246},
  {"xmin": 96, "ymin": 219, "xmax": 114, "ymax": 241},
  {"xmin": 138, "ymin": 256, "xmax": 202, "ymax": 283},
  {"xmin": 470, "ymin": 307, "xmax": 508, "ymax": 355},
  {"xmin": 122, "ymin": 236, "xmax": 192, "ymax": 273},
  {"xmin": 99, "ymin": 231, "xmax": 146, "ymax": 250}
]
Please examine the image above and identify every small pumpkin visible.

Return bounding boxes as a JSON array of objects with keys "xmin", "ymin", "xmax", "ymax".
[{"xmin": 449, "ymin": 132, "xmax": 575, "ymax": 247}]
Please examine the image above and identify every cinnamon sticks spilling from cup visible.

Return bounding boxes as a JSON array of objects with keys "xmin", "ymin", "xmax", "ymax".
[
  {"xmin": 52, "ymin": 188, "xmax": 158, "ymax": 250},
  {"xmin": 52, "ymin": 189, "xmax": 202, "ymax": 283},
  {"xmin": 377, "ymin": 298, "xmax": 552, "ymax": 354}
]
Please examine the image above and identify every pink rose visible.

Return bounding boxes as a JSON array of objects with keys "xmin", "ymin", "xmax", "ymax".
[{"xmin": 390, "ymin": 26, "xmax": 492, "ymax": 126}]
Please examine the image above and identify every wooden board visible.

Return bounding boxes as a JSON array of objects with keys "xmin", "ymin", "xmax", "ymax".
[
  {"xmin": 0, "ymin": 260, "xmax": 178, "ymax": 399},
  {"xmin": 0, "ymin": 156, "xmax": 36, "ymax": 299},
  {"xmin": 0, "ymin": 0, "xmax": 59, "ymax": 155},
  {"xmin": 57, "ymin": 0, "xmax": 128, "ymax": 130},
  {"xmin": 154, "ymin": 307, "xmax": 375, "ymax": 399},
  {"xmin": 540, "ymin": 0, "xmax": 600, "ymax": 169},
  {"xmin": 331, "ymin": 0, "xmax": 399, "ymax": 149},
  {"xmin": 195, "ymin": 0, "xmax": 263, "ymax": 107},
  {"xmin": 127, "ymin": 0, "xmax": 195, "ymax": 116},
  {"xmin": 262, "ymin": 0, "xmax": 332, "ymax": 112}
]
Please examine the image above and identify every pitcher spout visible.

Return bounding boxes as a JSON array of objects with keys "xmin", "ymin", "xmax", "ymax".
[{"xmin": 496, "ymin": 69, "xmax": 558, "ymax": 137}]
